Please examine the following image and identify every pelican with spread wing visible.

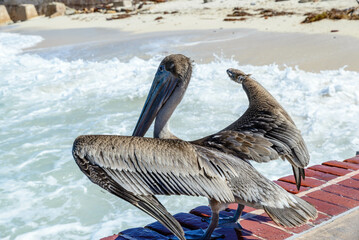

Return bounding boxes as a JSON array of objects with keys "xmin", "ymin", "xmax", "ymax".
[{"xmin": 73, "ymin": 54, "xmax": 316, "ymax": 240}]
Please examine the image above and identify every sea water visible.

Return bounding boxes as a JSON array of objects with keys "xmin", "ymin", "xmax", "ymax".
[{"xmin": 1, "ymin": 32, "xmax": 359, "ymax": 239}]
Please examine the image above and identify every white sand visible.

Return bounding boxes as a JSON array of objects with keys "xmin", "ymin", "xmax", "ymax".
[
  {"xmin": 3, "ymin": 0, "xmax": 359, "ymax": 38},
  {"xmin": 2, "ymin": 0, "xmax": 359, "ymax": 71}
]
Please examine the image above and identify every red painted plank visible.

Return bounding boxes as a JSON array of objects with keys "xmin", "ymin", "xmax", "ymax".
[
  {"xmin": 322, "ymin": 184, "xmax": 359, "ymax": 201},
  {"xmin": 338, "ymin": 178, "xmax": 359, "ymax": 190},
  {"xmin": 227, "ymin": 204, "xmax": 256, "ymax": 213},
  {"xmin": 306, "ymin": 190, "xmax": 359, "ymax": 209},
  {"xmin": 304, "ymin": 169, "xmax": 337, "ymax": 181},
  {"xmin": 278, "ymin": 175, "xmax": 325, "ymax": 188},
  {"xmin": 311, "ymin": 212, "xmax": 331, "ymax": 225},
  {"xmin": 352, "ymin": 173, "xmax": 359, "ymax": 181},
  {"xmin": 274, "ymin": 180, "xmax": 310, "ymax": 194},
  {"xmin": 100, "ymin": 235, "xmax": 119, "ymax": 240},
  {"xmin": 240, "ymin": 219, "xmax": 292, "ymax": 240},
  {"xmin": 323, "ymin": 160, "xmax": 359, "ymax": 170},
  {"xmin": 301, "ymin": 196, "xmax": 347, "ymax": 216},
  {"xmin": 285, "ymin": 224, "xmax": 313, "ymax": 234},
  {"xmin": 308, "ymin": 165, "xmax": 352, "ymax": 176},
  {"xmin": 344, "ymin": 156, "xmax": 359, "ymax": 164},
  {"xmin": 258, "ymin": 212, "xmax": 312, "ymax": 234}
]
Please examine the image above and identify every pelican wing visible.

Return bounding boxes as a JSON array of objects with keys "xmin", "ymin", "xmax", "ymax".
[
  {"xmin": 192, "ymin": 130, "xmax": 279, "ymax": 163},
  {"xmin": 193, "ymin": 107, "xmax": 309, "ymax": 189},
  {"xmin": 72, "ymin": 135, "xmax": 235, "ymax": 203},
  {"xmin": 194, "ymin": 109, "xmax": 309, "ymax": 167},
  {"xmin": 237, "ymin": 108, "xmax": 308, "ymax": 167}
]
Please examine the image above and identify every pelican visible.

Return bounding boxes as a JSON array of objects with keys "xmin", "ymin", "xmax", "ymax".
[
  {"xmin": 191, "ymin": 68, "xmax": 310, "ymax": 226},
  {"xmin": 73, "ymin": 54, "xmax": 317, "ymax": 240}
]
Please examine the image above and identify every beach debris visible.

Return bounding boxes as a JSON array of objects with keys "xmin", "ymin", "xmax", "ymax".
[
  {"xmin": 0, "ymin": 5, "xmax": 13, "ymax": 25},
  {"xmin": 106, "ymin": 10, "xmax": 117, "ymax": 14},
  {"xmin": 302, "ymin": 7, "xmax": 359, "ymax": 23},
  {"xmin": 259, "ymin": 9, "xmax": 294, "ymax": 18},
  {"xmin": 224, "ymin": 7, "xmax": 251, "ymax": 21},
  {"xmin": 224, "ymin": 17, "xmax": 247, "ymax": 21},
  {"xmin": 298, "ymin": 0, "xmax": 317, "ymax": 3},
  {"xmin": 148, "ymin": 0, "xmax": 167, "ymax": 2},
  {"xmin": 227, "ymin": 8, "xmax": 252, "ymax": 17},
  {"xmin": 106, "ymin": 13, "xmax": 131, "ymax": 20},
  {"xmin": 154, "ymin": 16, "xmax": 163, "ymax": 21},
  {"xmin": 224, "ymin": 7, "xmax": 294, "ymax": 21},
  {"xmin": 163, "ymin": 11, "xmax": 179, "ymax": 14},
  {"xmin": 45, "ymin": 2, "xmax": 66, "ymax": 18},
  {"xmin": 8, "ymin": 4, "xmax": 38, "ymax": 22},
  {"xmin": 331, "ymin": 29, "xmax": 339, "ymax": 32}
]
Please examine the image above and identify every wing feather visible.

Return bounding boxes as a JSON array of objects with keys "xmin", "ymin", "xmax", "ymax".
[{"xmin": 73, "ymin": 135, "xmax": 235, "ymax": 202}]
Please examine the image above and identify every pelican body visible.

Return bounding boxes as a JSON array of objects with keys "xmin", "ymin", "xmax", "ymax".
[{"xmin": 73, "ymin": 55, "xmax": 317, "ymax": 240}]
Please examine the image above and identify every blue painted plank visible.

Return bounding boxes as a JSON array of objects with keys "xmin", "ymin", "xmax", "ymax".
[{"xmin": 117, "ymin": 227, "xmax": 169, "ymax": 240}]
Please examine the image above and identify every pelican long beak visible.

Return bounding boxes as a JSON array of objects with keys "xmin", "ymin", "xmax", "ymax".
[{"xmin": 132, "ymin": 69, "xmax": 178, "ymax": 137}]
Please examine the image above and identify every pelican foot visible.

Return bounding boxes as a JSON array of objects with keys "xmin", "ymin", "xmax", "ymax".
[{"xmin": 170, "ymin": 229, "xmax": 224, "ymax": 240}]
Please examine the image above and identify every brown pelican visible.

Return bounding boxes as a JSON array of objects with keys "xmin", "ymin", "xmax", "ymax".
[
  {"xmin": 199, "ymin": 68, "xmax": 309, "ymax": 191},
  {"xmin": 190, "ymin": 68, "xmax": 310, "ymax": 227},
  {"xmin": 73, "ymin": 54, "xmax": 317, "ymax": 240}
]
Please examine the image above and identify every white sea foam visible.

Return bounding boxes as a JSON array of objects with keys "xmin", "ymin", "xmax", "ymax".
[{"xmin": 1, "ymin": 32, "xmax": 359, "ymax": 239}]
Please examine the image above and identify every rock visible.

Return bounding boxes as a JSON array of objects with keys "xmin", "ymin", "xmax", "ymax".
[
  {"xmin": 9, "ymin": 4, "xmax": 38, "ymax": 22},
  {"xmin": 45, "ymin": 2, "xmax": 66, "ymax": 18},
  {"xmin": 203, "ymin": 0, "xmax": 214, "ymax": 3},
  {"xmin": 113, "ymin": 0, "xmax": 132, "ymax": 8},
  {"xmin": 65, "ymin": 6, "xmax": 76, "ymax": 15},
  {"xmin": 0, "ymin": 5, "xmax": 13, "ymax": 25}
]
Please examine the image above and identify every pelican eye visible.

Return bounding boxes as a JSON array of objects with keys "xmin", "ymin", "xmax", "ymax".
[{"xmin": 159, "ymin": 65, "xmax": 165, "ymax": 72}]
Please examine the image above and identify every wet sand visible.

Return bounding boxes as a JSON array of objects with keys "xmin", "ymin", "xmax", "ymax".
[{"xmin": 3, "ymin": 26, "xmax": 359, "ymax": 72}]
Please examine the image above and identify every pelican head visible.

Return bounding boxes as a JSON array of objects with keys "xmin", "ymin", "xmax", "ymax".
[
  {"xmin": 133, "ymin": 54, "xmax": 192, "ymax": 138},
  {"xmin": 226, "ymin": 68, "xmax": 251, "ymax": 84}
]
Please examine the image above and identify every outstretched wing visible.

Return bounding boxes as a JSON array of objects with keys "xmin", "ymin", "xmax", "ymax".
[
  {"xmin": 192, "ymin": 106, "xmax": 309, "ymax": 190},
  {"xmin": 192, "ymin": 130, "xmax": 279, "ymax": 163},
  {"xmin": 72, "ymin": 135, "xmax": 236, "ymax": 203},
  {"xmin": 73, "ymin": 148, "xmax": 185, "ymax": 240}
]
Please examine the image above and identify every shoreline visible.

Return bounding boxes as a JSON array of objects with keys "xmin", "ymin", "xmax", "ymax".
[
  {"xmin": 4, "ymin": 26, "xmax": 359, "ymax": 72},
  {"xmin": 1, "ymin": 0, "xmax": 359, "ymax": 72}
]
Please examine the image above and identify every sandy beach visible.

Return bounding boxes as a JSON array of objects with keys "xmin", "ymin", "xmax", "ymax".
[{"xmin": 2, "ymin": 0, "xmax": 359, "ymax": 71}]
